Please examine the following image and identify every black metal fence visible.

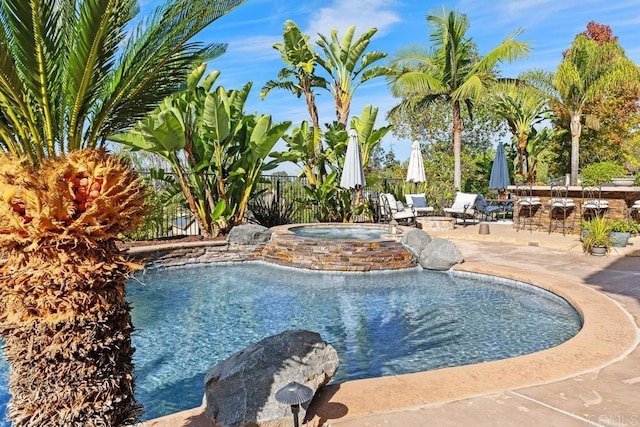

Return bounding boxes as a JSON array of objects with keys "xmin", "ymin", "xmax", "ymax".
[{"xmin": 127, "ymin": 173, "xmax": 413, "ymax": 240}]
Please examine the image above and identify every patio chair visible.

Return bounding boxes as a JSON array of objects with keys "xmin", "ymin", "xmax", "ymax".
[
  {"xmin": 443, "ymin": 192, "xmax": 478, "ymax": 227},
  {"xmin": 474, "ymin": 194, "xmax": 503, "ymax": 221},
  {"xmin": 630, "ymin": 200, "xmax": 640, "ymax": 221},
  {"xmin": 581, "ymin": 185, "xmax": 609, "ymax": 221},
  {"xmin": 515, "ymin": 183, "xmax": 542, "ymax": 232},
  {"xmin": 549, "ymin": 185, "xmax": 575, "ymax": 235},
  {"xmin": 379, "ymin": 193, "xmax": 417, "ymax": 226},
  {"xmin": 405, "ymin": 193, "xmax": 434, "ymax": 216}
]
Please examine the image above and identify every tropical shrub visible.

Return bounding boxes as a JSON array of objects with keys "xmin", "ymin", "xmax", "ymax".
[
  {"xmin": 112, "ymin": 66, "xmax": 290, "ymax": 236},
  {"xmin": 580, "ymin": 161, "xmax": 626, "ymax": 185},
  {"xmin": 581, "ymin": 216, "xmax": 613, "ymax": 253},
  {"xmin": 610, "ymin": 219, "xmax": 640, "ymax": 234},
  {"xmin": 248, "ymin": 191, "xmax": 298, "ymax": 227}
]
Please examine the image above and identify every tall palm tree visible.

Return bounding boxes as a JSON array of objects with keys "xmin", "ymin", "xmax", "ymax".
[
  {"xmin": 386, "ymin": 8, "xmax": 529, "ymax": 189},
  {"xmin": 316, "ymin": 25, "xmax": 387, "ymax": 128},
  {"xmin": 0, "ymin": 0, "xmax": 245, "ymax": 425},
  {"xmin": 491, "ymin": 83, "xmax": 548, "ymax": 176},
  {"xmin": 551, "ymin": 35, "xmax": 639, "ymax": 185}
]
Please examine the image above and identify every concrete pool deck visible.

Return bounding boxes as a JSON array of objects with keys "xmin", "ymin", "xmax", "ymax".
[{"xmin": 140, "ymin": 223, "xmax": 640, "ymax": 427}]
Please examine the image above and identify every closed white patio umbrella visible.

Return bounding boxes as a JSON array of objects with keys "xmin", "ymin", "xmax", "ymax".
[
  {"xmin": 406, "ymin": 140, "xmax": 426, "ymax": 183},
  {"xmin": 340, "ymin": 129, "xmax": 366, "ymax": 189}
]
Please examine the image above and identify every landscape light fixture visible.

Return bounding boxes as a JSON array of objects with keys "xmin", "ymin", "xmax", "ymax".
[
  {"xmin": 389, "ymin": 218, "xmax": 398, "ymax": 235},
  {"xmin": 275, "ymin": 381, "xmax": 314, "ymax": 427}
]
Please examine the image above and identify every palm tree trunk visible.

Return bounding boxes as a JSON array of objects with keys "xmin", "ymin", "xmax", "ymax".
[
  {"xmin": 0, "ymin": 150, "xmax": 148, "ymax": 426},
  {"xmin": 1, "ymin": 244, "xmax": 142, "ymax": 426},
  {"xmin": 518, "ymin": 134, "xmax": 528, "ymax": 175},
  {"xmin": 569, "ymin": 111, "xmax": 582, "ymax": 186},
  {"xmin": 452, "ymin": 100, "xmax": 463, "ymax": 190}
]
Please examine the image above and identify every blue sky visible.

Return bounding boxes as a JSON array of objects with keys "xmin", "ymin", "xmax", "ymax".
[{"xmin": 142, "ymin": 0, "xmax": 640, "ymax": 173}]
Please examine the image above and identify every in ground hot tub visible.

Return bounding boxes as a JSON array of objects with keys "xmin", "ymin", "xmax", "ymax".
[
  {"xmin": 263, "ymin": 223, "xmax": 415, "ymax": 271},
  {"xmin": 291, "ymin": 225, "xmax": 387, "ymax": 240}
]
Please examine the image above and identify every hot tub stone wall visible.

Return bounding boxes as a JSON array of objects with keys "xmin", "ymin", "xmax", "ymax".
[
  {"xmin": 260, "ymin": 235, "xmax": 416, "ymax": 271},
  {"xmin": 125, "ymin": 236, "xmax": 417, "ymax": 272},
  {"xmin": 126, "ymin": 242, "xmax": 264, "ymax": 269}
]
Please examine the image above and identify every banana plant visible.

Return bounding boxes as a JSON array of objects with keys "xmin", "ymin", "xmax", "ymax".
[
  {"xmin": 112, "ymin": 65, "xmax": 290, "ymax": 234},
  {"xmin": 350, "ymin": 105, "xmax": 393, "ymax": 170},
  {"xmin": 273, "ymin": 121, "xmax": 323, "ymax": 186},
  {"xmin": 316, "ymin": 25, "xmax": 388, "ymax": 128}
]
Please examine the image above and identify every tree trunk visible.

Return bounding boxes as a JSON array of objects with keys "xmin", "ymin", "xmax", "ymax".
[
  {"xmin": 0, "ymin": 149, "xmax": 148, "ymax": 426},
  {"xmin": 1, "ymin": 244, "xmax": 142, "ymax": 426},
  {"xmin": 305, "ymin": 90, "xmax": 320, "ymax": 130},
  {"xmin": 569, "ymin": 110, "xmax": 582, "ymax": 186},
  {"xmin": 518, "ymin": 133, "xmax": 528, "ymax": 175},
  {"xmin": 174, "ymin": 164, "xmax": 212, "ymax": 237},
  {"xmin": 452, "ymin": 100, "xmax": 463, "ymax": 190},
  {"xmin": 335, "ymin": 82, "xmax": 350, "ymax": 129},
  {"xmin": 304, "ymin": 90, "xmax": 326, "ymax": 184}
]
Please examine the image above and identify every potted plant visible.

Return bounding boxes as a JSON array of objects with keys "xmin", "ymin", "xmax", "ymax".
[
  {"xmin": 609, "ymin": 219, "xmax": 639, "ymax": 247},
  {"xmin": 611, "ymin": 176, "xmax": 636, "ymax": 187},
  {"xmin": 582, "ymin": 216, "xmax": 612, "ymax": 256}
]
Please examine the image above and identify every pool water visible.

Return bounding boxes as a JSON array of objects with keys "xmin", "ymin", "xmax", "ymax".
[
  {"xmin": 291, "ymin": 226, "xmax": 385, "ymax": 240},
  {"xmin": 0, "ymin": 264, "xmax": 581, "ymax": 424}
]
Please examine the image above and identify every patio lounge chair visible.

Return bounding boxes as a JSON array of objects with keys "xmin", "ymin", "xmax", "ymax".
[
  {"xmin": 443, "ymin": 192, "xmax": 478, "ymax": 226},
  {"xmin": 405, "ymin": 193, "xmax": 434, "ymax": 216},
  {"xmin": 474, "ymin": 194, "xmax": 502, "ymax": 221},
  {"xmin": 379, "ymin": 193, "xmax": 417, "ymax": 226}
]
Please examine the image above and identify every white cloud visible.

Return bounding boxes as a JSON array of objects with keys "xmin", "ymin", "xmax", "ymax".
[
  {"xmin": 304, "ymin": 0, "xmax": 401, "ymax": 40},
  {"xmin": 226, "ymin": 35, "xmax": 281, "ymax": 58}
]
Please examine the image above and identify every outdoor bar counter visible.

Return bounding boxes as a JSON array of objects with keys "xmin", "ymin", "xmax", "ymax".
[{"xmin": 506, "ymin": 185, "xmax": 640, "ymax": 234}]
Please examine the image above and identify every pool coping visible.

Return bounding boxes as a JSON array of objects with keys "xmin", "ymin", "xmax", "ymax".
[
  {"xmin": 135, "ymin": 243, "xmax": 639, "ymax": 427},
  {"xmin": 300, "ymin": 262, "xmax": 638, "ymax": 424}
]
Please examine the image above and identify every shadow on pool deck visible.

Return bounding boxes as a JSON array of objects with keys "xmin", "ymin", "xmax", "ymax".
[{"xmin": 141, "ymin": 225, "xmax": 640, "ymax": 427}]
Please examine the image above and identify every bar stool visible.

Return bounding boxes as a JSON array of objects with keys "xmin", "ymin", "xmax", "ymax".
[
  {"xmin": 549, "ymin": 185, "xmax": 575, "ymax": 235},
  {"xmin": 630, "ymin": 200, "xmax": 640, "ymax": 221},
  {"xmin": 515, "ymin": 183, "xmax": 542, "ymax": 232},
  {"xmin": 581, "ymin": 185, "xmax": 609, "ymax": 221}
]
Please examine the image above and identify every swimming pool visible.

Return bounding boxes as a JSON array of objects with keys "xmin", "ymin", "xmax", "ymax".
[{"xmin": 0, "ymin": 263, "xmax": 581, "ymax": 423}]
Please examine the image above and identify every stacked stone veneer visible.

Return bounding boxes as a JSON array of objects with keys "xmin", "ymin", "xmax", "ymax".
[
  {"xmin": 261, "ymin": 235, "xmax": 416, "ymax": 271},
  {"xmin": 126, "ymin": 232, "xmax": 417, "ymax": 272},
  {"xmin": 126, "ymin": 242, "xmax": 264, "ymax": 269}
]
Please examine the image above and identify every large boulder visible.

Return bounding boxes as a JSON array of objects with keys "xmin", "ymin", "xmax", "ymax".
[
  {"xmin": 204, "ymin": 330, "xmax": 339, "ymax": 427},
  {"xmin": 418, "ymin": 238, "xmax": 464, "ymax": 270},
  {"xmin": 228, "ymin": 224, "xmax": 272, "ymax": 245},
  {"xmin": 400, "ymin": 228, "xmax": 432, "ymax": 257}
]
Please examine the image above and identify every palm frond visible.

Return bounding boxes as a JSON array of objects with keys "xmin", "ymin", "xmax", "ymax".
[
  {"xmin": 89, "ymin": 0, "xmax": 244, "ymax": 145},
  {"xmin": 66, "ymin": 0, "xmax": 136, "ymax": 150},
  {"xmin": 474, "ymin": 29, "xmax": 530, "ymax": 74},
  {"xmin": 3, "ymin": 0, "xmax": 69, "ymax": 156}
]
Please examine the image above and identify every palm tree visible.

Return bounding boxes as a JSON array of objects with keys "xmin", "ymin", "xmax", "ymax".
[
  {"xmin": 550, "ymin": 35, "xmax": 639, "ymax": 185},
  {"xmin": 0, "ymin": 0, "xmax": 245, "ymax": 425},
  {"xmin": 316, "ymin": 25, "xmax": 387, "ymax": 128},
  {"xmin": 491, "ymin": 83, "xmax": 548, "ymax": 176},
  {"xmin": 386, "ymin": 8, "xmax": 529, "ymax": 189}
]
